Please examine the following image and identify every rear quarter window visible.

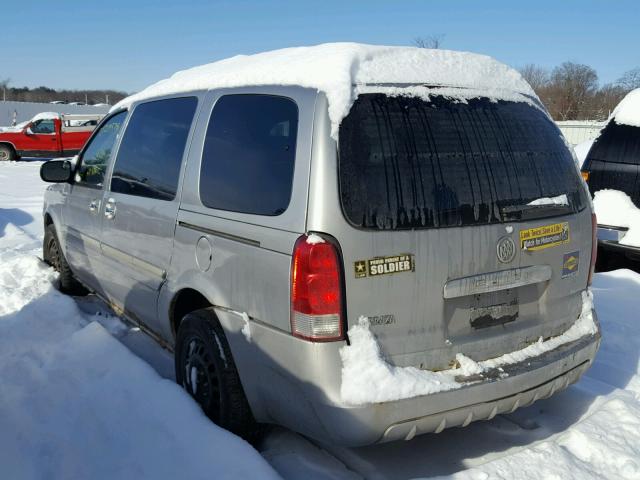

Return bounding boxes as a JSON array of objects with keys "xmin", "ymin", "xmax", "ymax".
[
  {"xmin": 199, "ymin": 94, "xmax": 298, "ymax": 216},
  {"xmin": 110, "ymin": 96, "xmax": 198, "ymax": 201}
]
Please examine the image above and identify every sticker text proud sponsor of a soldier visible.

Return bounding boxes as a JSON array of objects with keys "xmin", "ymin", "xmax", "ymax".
[{"xmin": 354, "ymin": 254, "xmax": 414, "ymax": 278}]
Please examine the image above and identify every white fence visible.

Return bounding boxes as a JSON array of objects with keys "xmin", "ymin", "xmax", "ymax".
[
  {"xmin": 556, "ymin": 120, "xmax": 605, "ymax": 146},
  {"xmin": 0, "ymin": 101, "xmax": 110, "ymax": 127}
]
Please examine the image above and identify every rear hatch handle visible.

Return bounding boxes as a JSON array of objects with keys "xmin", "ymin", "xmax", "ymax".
[{"xmin": 443, "ymin": 265, "xmax": 552, "ymax": 299}]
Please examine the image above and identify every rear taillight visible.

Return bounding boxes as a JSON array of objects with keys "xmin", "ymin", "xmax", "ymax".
[
  {"xmin": 588, "ymin": 213, "xmax": 597, "ymax": 286},
  {"xmin": 291, "ymin": 234, "xmax": 344, "ymax": 341},
  {"xmin": 581, "ymin": 170, "xmax": 590, "ymax": 182}
]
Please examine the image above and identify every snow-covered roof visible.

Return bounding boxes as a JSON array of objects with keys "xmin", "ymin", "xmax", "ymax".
[
  {"xmin": 610, "ymin": 88, "xmax": 640, "ymax": 128},
  {"xmin": 113, "ymin": 43, "xmax": 537, "ymax": 137},
  {"xmin": 31, "ymin": 112, "xmax": 61, "ymax": 122}
]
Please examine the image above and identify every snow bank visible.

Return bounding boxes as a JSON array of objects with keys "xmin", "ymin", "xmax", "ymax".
[
  {"xmin": 593, "ymin": 189, "xmax": 640, "ymax": 247},
  {"xmin": 340, "ymin": 291, "xmax": 597, "ymax": 405},
  {"xmin": 527, "ymin": 193, "xmax": 569, "ymax": 207},
  {"xmin": 0, "ymin": 254, "xmax": 278, "ymax": 480},
  {"xmin": 611, "ymin": 88, "xmax": 640, "ymax": 128},
  {"xmin": 113, "ymin": 42, "xmax": 536, "ymax": 138}
]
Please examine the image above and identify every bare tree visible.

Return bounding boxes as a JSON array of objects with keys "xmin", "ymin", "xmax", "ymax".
[
  {"xmin": 546, "ymin": 62, "xmax": 599, "ymax": 120},
  {"xmin": 617, "ymin": 67, "xmax": 640, "ymax": 91},
  {"xmin": 413, "ymin": 34, "xmax": 445, "ymax": 49},
  {"xmin": 592, "ymin": 83, "xmax": 628, "ymax": 119},
  {"xmin": 518, "ymin": 64, "xmax": 549, "ymax": 91}
]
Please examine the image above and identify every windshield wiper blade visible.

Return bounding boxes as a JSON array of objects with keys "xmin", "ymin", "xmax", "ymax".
[{"xmin": 500, "ymin": 203, "xmax": 573, "ymax": 221}]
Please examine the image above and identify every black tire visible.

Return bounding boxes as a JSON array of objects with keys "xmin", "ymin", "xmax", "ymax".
[
  {"xmin": 43, "ymin": 224, "xmax": 88, "ymax": 295},
  {"xmin": 0, "ymin": 144, "xmax": 16, "ymax": 161},
  {"xmin": 175, "ymin": 308, "xmax": 258, "ymax": 440}
]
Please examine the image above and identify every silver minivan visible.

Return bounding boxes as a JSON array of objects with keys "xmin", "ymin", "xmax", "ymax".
[{"xmin": 40, "ymin": 44, "xmax": 600, "ymax": 446}]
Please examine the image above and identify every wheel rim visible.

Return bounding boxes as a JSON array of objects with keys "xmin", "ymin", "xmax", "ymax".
[
  {"xmin": 0, "ymin": 149, "xmax": 8, "ymax": 161},
  {"xmin": 47, "ymin": 237, "xmax": 62, "ymax": 271},
  {"xmin": 183, "ymin": 335, "xmax": 221, "ymax": 421}
]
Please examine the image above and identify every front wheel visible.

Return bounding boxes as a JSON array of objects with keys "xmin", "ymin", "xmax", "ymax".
[
  {"xmin": 0, "ymin": 144, "xmax": 16, "ymax": 161},
  {"xmin": 175, "ymin": 308, "xmax": 258, "ymax": 440},
  {"xmin": 43, "ymin": 224, "xmax": 87, "ymax": 295}
]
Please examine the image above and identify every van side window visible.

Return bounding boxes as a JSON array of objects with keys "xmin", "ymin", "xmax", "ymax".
[
  {"xmin": 76, "ymin": 111, "xmax": 127, "ymax": 187},
  {"xmin": 199, "ymin": 95, "xmax": 298, "ymax": 216},
  {"xmin": 111, "ymin": 96, "xmax": 198, "ymax": 201}
]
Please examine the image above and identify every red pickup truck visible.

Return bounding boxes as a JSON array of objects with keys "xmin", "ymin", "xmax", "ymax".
[{"xmin": 0, "ymin": 112, "xmax": 103, "ymax": 161}]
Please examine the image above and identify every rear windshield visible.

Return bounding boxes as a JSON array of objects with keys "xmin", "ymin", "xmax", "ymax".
[
  {"xmin": 339, "ymin": 94, "xmax": 586, "ymax": 230},
  {"xmin": 585, "ymin": 121, "xmax": 640, "ymax": 165}
]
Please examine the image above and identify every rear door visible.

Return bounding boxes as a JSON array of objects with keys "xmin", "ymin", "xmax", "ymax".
[
  {"xmin": 324, "ymin": 93, "xmax": 592, "ymax": 370},
  {"xmin": 97, "ymin": 96, "xmax": 199, "ymax": 332},
  {"xmin": 583, "ymin": 121, "xmax": 640, "ymax": 207}
]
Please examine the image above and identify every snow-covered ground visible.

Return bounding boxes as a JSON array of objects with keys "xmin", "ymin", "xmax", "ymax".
[{"xmin": 2, "ymin": 160, "xmax": 640, "ymax": 479}]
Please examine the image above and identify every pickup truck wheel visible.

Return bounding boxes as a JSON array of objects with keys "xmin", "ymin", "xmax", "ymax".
[
  {"xmin": 0, "ymin": 144, "xmax": 15, "ymax": 161},
  {"xmin": 43, "ymin": 224, "xmax": 87, "ymax": 295},
  {"xmin": 175, "ymin": 308, "xmax": 258, "ymax": 441}
]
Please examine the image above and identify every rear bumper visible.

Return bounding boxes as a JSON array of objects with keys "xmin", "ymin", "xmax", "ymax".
[
  {"xmin": 315, "ymin": 319, "xmax": 600, "ymax": 445},
  {"xmin": 597, "ymin": 224, "xmax": 640, "ymax": 258},
  {"xmin": 219, "ymin": 308, "xmax": 600, "ymax": 447}
]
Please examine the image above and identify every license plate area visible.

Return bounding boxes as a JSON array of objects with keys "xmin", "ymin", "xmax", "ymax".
[{"xmin": 470, "ymin": 289, "xmax": 519, "ymax": 329}]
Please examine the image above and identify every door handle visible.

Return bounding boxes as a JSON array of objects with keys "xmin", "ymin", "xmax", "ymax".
[
  {"xmin": 88, "ymin": 199, "xmax": 100, "ymax": 213},
  {"xmin": 104, "ymin": 198, "xmax": 116, "ymax": 220}
]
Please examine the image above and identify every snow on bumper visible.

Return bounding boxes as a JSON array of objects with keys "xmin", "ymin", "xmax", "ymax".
[
  {"xmin": 340, "ymin": 290, "xmax": 599, "ymax": 406},
  {"xmin": 323, "ymin": 308, "xmax": 600, "ymax": 445}
]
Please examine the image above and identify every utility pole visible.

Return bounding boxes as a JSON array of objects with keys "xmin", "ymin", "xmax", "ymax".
[
  {"xmin": 106, "ymin": 94, "xmax": 109, "ymax": 105},
  {"xmin": 85, "ymin": 93, "xmax": 88, "ymax": 104}
]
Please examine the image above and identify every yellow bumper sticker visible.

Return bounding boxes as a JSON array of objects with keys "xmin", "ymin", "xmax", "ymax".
[{"xmin": 520, "ymin": 222, "xmax": 570, "ymax": 251}]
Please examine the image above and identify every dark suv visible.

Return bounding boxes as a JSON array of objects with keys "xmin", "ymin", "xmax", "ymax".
[{"xmin": 582, "ymin": 118, "xmax": 640, "ymax": 262}]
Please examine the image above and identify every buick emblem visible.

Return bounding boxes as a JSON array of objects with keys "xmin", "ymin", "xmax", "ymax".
[{"xmin": 497, "ymin": 236, "xmax": 516, "ymax": 263}]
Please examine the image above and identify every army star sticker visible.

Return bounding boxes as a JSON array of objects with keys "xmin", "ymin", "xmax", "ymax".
[{"xmin": 354, "ymin": 260, "xmax": 367, "ymax": 278}]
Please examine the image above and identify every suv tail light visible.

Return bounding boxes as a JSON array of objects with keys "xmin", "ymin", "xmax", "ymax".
[
  {"xmin": 588, "ymin": 213, "xmax": 597, "ymax": 286},
  {"xmin": 291, "ymin": 234, "xmax": 345, "ymax": 341}
]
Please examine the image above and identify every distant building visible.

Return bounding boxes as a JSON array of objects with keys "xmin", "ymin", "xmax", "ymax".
[
  {"xmin": 556, "ymin": 120, "xmax": 605, "ymax": 146},
  {"xmin": 0, "ymin": 100, "xmax": 110, "ymax": 127}
]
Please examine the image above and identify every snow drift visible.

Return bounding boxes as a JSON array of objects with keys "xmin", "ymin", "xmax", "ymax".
[{"xmin": 0, "ymin": 254, "xmax": 278, "ymax": 480}]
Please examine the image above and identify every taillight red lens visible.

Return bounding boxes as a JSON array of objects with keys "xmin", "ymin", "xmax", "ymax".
[
  {"xmin": 588, "ymin": 213, "xmax": 597, "ymax": 286},
  {"xmin": 291, "ymin": 234, "xmax": 344, "ymax": 341}
]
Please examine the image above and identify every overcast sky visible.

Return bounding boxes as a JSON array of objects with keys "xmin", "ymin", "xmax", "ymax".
[{"xmin": 2, "ymin": 0, "xmax": 638, "ymax": 94}]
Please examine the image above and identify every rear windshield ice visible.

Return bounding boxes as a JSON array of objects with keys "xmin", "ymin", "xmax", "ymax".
[
  {"xmin": 585, "ymin": 121, "xmax": 640, "ymax": 165},
  {"xmin": 339, "ymin": 94, "xmax": 586, "ymax": 230}
]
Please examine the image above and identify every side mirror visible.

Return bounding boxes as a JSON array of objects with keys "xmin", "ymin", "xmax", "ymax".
[
  {"xmin": 40, "ymin": 159, "xmax": 74, "ymax": 183},
  {"xmin": 24, "ymin": 126, "xmax": 34, "ymax": 135}
]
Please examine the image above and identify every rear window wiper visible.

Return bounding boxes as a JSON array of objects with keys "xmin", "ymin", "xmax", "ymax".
[{"xmin": 500, "ymin": 203, "xmax": 574, "ymax": 221}]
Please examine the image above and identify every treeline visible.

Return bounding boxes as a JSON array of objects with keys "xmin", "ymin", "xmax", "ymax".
[
  {"xmin": 0, "ymin": 79, "xmax": 128, "ymax": 106},
  {"xmin": 519, "ymin": 64, "xmax": 640, "ymax": 121}
]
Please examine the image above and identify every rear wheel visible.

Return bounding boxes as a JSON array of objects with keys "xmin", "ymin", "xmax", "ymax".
[
  {"xmin": 0, "ymin": 144, "xmax": 16, "ymax": 161},
  {"xmin": 43, "ymin": 224, "xmax": 87, "ymax": 295},
  {"xmin": 175, "ymin": 308, "xmax": 258, "ymax": 440}
]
